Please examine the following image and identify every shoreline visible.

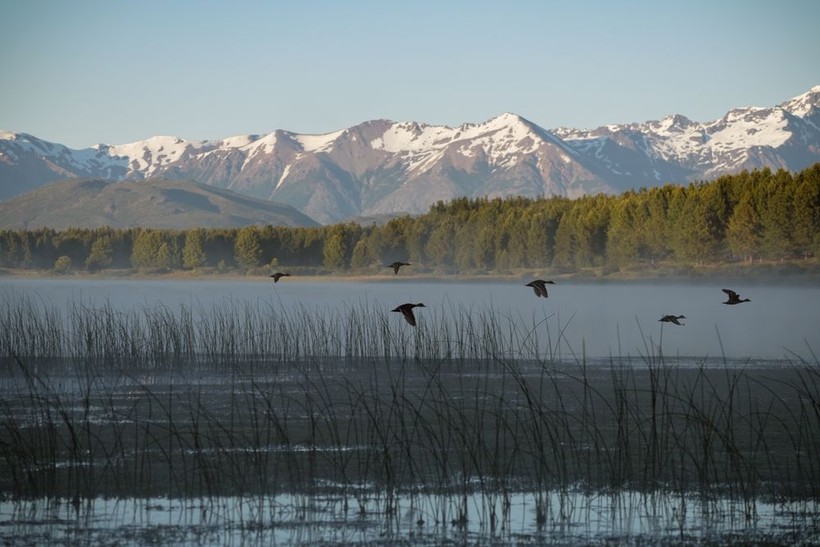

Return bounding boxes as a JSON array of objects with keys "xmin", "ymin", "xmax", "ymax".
[{"xmin": 2, "ymin": 260, "xmax": 819, "ymax": 285}]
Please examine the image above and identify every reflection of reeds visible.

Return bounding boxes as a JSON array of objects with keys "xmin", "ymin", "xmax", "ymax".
[{"xmin": 1, "ymin": 294, "xmax": 819, "ymax": 529}]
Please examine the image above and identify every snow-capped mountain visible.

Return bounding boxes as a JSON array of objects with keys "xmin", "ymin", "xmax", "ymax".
[{"xmin": 2, "ymin": 86, "xmax": 819, "ymax": 224}]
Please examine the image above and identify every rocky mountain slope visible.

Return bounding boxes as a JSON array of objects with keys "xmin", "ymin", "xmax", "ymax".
[{"xmin": 2, "ymin": 86, "xmax": 818, "ymax": 224}]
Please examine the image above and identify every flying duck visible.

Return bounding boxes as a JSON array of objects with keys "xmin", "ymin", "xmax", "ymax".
[
  {"xmin": 525, "ymin": 279, "xmax": 555, "ymax": 298},
  {"xmin": 659, "ymin": 314, "xmax": 686, "ymax": 326},
  {"xmin": 270, "ymin": 272, "xmax": 291, "ymax": 283},
  {"xmin": 389, "ymin": 261, "xmax": 411, "ymax": 275},
  {"xmin": 392, "ymin": 303, "xmax": 425, "ymax": 326},
  {"xmin": 722, "ymin": 289, "xmax": 750, "ymax": 305}
]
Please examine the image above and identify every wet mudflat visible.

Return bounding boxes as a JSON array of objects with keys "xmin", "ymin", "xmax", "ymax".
[{"xmin": 1, "ymin": 354, "xmax": 818, "ymax": 545}]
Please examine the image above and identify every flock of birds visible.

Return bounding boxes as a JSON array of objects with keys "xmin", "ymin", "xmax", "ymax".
[
  {"xmin": 657, "ymin": 289, "xmax": 751, "ymax": 326},
  {"xmin": 268, "ymin": 263, "xmax": 752, "ymax": 327}
]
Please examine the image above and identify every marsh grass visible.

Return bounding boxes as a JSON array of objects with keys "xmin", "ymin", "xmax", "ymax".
[{"xmin": 0, "ymin": 293, "xmax": 818, "ymax": 536}]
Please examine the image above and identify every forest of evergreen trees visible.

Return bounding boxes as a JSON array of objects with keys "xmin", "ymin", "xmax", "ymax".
[{"xmin": 1, "ymin": 165, "xmax": 818, "ymax": 276}]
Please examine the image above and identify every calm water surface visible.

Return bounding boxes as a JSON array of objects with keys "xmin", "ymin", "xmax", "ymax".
[
  {"xmin": 2, "ymin": 277, "xmax": 818, "ymax": 361},
  {"xmin": 2, "ymin": 491, "xmax": 816, "ymax": 546}
]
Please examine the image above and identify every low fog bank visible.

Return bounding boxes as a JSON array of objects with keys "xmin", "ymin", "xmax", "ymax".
[{"xmin": 0, "ymin": 277, "xmax": 817, "ymax": 361}]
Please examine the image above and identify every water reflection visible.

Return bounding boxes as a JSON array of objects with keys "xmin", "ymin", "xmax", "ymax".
[{"xmin": 1, "ymin": 490, "xmax": 817, "ymax": 545}]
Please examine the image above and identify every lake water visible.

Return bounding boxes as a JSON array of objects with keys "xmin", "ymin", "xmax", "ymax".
[
  {"xmin": 1, "ymin": 276, "xmax": 818, "ymax": 361},
  {"xmin": 1, "ymin": 276, "xmax": 819, "ymax": 545},
  {"xmin": 1, "ymin": 491, "xmax": 816, "ymax": 545}
]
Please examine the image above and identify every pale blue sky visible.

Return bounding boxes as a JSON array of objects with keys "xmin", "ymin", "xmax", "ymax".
[{"xmin": 2, "ymin": 0, "xmax": 818, "ymax": 149}]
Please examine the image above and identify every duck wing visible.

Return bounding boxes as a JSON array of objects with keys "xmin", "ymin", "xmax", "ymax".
[
  {"xmin": 392, "ymin": 304, "xmax": 417, "ymax": 326},
  {"xmin": 526, "ymin": 280, "xmax": 548, "ymax": 297},
  {"xmin": 401, "ymin": 308, "xmax": 416, "ymax": 326}
]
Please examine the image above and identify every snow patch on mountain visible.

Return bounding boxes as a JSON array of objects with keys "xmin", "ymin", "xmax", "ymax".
[
  {"xmin": 369, "ymin": 113, "xmax": 543, "ymax": 173},
  {"xmin": 107, "ymin": 136, "xmax": 205, "ymax": 176},
  {"xmin": 558, "ymin": 100, "xmax": 799, "ymax": 175},
  {"xmin": 707, "ymin": 108, "xmax": 791, "ymax": 149},
  {"xmin": 295, "ymin": 129, "xmax": 345, "ymax": 152},
  {"xmin": 372, "ymin": 122, "xmax": 448, "ymax": 152},
  {"xmin": 780, "ymin": 85, "xmax": 820, "ymax": 117},
  {"xmin": 276, "ymin": 164, "xmax": 292, "ymax": 189},
  {"xmin": 220, "ymin": 134, "xmax": 260, "ymax": 148}
]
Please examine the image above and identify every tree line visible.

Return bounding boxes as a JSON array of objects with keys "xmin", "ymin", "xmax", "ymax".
[{"xmin": 1, "ymin": 165, "xmax": 818, "ymax": 275}]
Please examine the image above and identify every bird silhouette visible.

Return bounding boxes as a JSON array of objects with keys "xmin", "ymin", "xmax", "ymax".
[
  {"xmin": 389, "ymin": 261, "xmax": 411, "ymax": 274},
  {"xmin": 392, "ymin": 303, "xmax": 425, "ymax": 326},
  {"xmin": 269, "ymin": 272, "xmax": 291, "ymax": 283},
  {"xmin": 525, "ymin": 279, "xmax": 555, "ymax": 298},
  {"xmin": 722, "ymin": 289, "xmax": 750, "ymax": 305},
  {"xmin": 659, "ymin": 314, "xmax": 686, "ymax": 325}
]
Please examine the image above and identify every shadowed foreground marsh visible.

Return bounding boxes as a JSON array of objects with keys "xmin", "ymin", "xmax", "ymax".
[{"xmin": 1, "ymin": 296, "xmax": 818, "ymax": 544}]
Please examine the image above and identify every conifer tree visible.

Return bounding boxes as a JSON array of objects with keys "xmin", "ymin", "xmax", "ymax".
[
  {"xmin": 182, "ymin": 229, "xmax": 207, "ymax": 269},
  {"xmin": 85, "ymin": 236, "xmax": 114, "ymax": 271},
  {"xmin": 234, "ymin": 226, "xmax": 263, "ymax": 269}
]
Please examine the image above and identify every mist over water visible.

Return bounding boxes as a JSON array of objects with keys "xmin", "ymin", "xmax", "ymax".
[{"xmin": 2, "ymin": 277, "xmax": 817, "ymax": 361}]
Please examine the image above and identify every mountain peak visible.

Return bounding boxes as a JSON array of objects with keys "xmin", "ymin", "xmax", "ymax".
[
  {"xmin": 651, "ymin": 113, "xmax": 696, "ymax": 134},
  {"xmin": 486, "ymin": 112, "xmax": 526, "ymax": 124},
  {"xmin": 779, "ymin": 85, "xmax": 820, "ymax": 118},
  {"xmin": 469, "ymin": 112, "xmax": 535, "ymax": 132}
]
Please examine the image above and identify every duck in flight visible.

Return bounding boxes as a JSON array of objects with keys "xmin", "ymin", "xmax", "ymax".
[
  {"xmin": 389, "ymin": 261, "xmax": 411, "ymax": 275},
  {"xmin": 722, "ymin": 289, "xmax": 750, "ymax": 305},
  {"xmin": 525, "ymin": 279, "xmax": 555, "ymax": 298},
  {"xmin": 269, "ymin": 272, "xmax": 291, "ymax": 283},
  {"xmin": 392, "ymin": 303, "xmax": 425, "ymax": 326},
  {"xmin": 659, "ymin": 314, "xmax": 686, "ymax": 326}
]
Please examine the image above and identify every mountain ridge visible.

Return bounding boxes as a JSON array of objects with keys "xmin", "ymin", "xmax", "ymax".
[
  {"xmin": 2, "ymin": 86, "xmax": 819, "ymax": 224},
  {"xmin": 0, "ymin": 178, "xmax": 319, "ymax": 230}
]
